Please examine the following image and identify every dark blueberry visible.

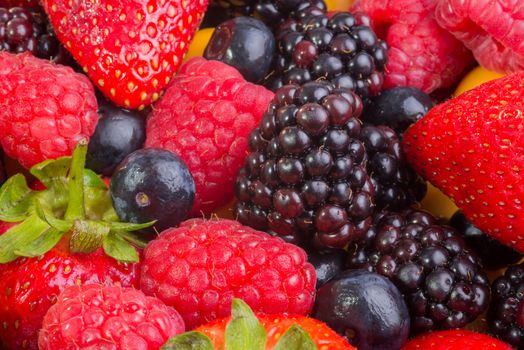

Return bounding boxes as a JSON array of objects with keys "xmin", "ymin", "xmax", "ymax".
[
  {"xmin": 313, "ymin": 270, "xmax": 410, "ymax": 350},
  {"xmin": 449, "ymin": 211, "xmax": 522, "ymax": 270},
  {"xmin": 86, "ymin": 99, "xmax": 145, "ymax": 176},
  {"xmin": 110, "ymin": 149, "xmax": 195, "ymax": 232},
  {"xmin": 364, "ymin": 87, "xmax": 433, "ymax": 134},
  {"xmin": 204, "ymin": 16, "xmax": 275, "ymax": 83},
  {"xmin": 307, "ymin": 249, "xmax": 346, "ymax": 288}
]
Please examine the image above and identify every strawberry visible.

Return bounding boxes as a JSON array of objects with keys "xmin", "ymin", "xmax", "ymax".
[
  {"xmin": 402, "ymin": 330, "xmax": 513, "ymax": 350},
  {"xmin": 403, "ymin": 72, "xmax": 524, "ymax": 253},
  {"xmin": 162, "ymin": 299, "xmax": 354, "ymax": 350},
  {"xmin": 0, "ymin": 141, "xmax": 152, "ymax": 350},
  {"xmin": 41, "ymin": 0, "xmax": 208, "ymax": 110}
]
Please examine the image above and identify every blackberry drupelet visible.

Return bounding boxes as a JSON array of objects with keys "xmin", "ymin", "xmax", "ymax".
[
  {"xmin": 488, "ymin": 262, "xmax": 524, "ymax": 349},
  {"xmin": 234, "ymin": 82, "xmax": 425, "ymax": 250},
  {"xmin": 346, "ymin": 208, "xmax": 491, "ymax": 334},
  {"xmin": 265, "ymin": 10, "xmax": 388, "ymax": 101},
  {"xmin": 0, "ymin": 7, "xmax": 62, "ymax": 60}
]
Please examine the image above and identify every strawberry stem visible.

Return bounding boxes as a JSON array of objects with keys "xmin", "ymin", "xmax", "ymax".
[{"xmin": 64, "ymin": 139, "xmax": 87, "ymax": 221}]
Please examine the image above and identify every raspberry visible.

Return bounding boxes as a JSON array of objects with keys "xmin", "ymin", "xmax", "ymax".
[
  {"xmin": 140, "ymin": 218, "xmax": 316, "ymax": 329},
  {"xmin": 38, "ymin": 284, "xmax": 185, "ymax": 350},
  {"xmin": 145, "ymin": 57, "xmax": 274, "ymax": 215},
  {"xmin": 352, "ymin": 0, "xmax": 474, "ymax": 93},
  {"xmin": 0, "ymin": 52, "xmax": 98, "ymax": 168},
  {"xmin": 435, "ymin": 0, "xmax": 524, "ymax": 74}
]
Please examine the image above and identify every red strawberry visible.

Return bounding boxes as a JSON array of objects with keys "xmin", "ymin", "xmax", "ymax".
[
  {"xmin": 0, "ymin": 52, "xmax": 98, "ymax": 169},
  {"xmin": 403, "ymin": 72, "xmax": 524, "ymax": 253},
  {"xmin": 39, "ymin": 284, "xmax": 185, "ymax": 350},
  {"xmin": 163, "ymin": 299, "xmax": 354, "ymax": 350},
  {"xmin": 0, "ymin": 142, "xmax": 151, "ymax": 349},
  {"xmin": 402, "ymin": 330, "xmax": 513, "ymax": 350},
  {"xmin": 41, "ymin": 0, "xmax": 208, "ymax": 110}
]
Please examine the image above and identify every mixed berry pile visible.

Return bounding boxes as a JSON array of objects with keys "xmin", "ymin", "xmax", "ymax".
[{"xmin": 0, "ymin": 0, "xmax": 523, "ymax": 349}]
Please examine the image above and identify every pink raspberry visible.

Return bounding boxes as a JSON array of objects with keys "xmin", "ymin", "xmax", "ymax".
[
  {"xmin": 435, "ymin": 0, "xmax": 524, "ymax": 74},
  {"xmin": 0, "ymin": 52, "xmax": 98, "ymax": 168},
  {"xmin": 352, "ymin": 0, "xmax": 474, "ymax": 93},
  {"xmin": 140, "ymin": 219, "xmax": 316, "ymax": 329},
  {"xmin": 145, "ymin": 57, "xmax": 274, "ymax": 215},
  {"xmin": 38, "ymin": 284, "xmax": 185, "ymax": 350}
]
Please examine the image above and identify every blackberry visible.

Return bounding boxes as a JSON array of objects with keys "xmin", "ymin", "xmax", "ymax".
[
  {"xmin": 234, "ymin": 82, "xmax": 425, "ymax": 250},
  {"xmin": 0, "ymin": 7, "xmax": 64, "ymax": 60},
  {"xmin": 265, "ymin": 10, "xmax": 387, "ymax": 102},
  {"xmin": 488, "ymin": 262, "xmax": 524, "ymax": 349},
  {"xmin": 346, "ymin": 208, "xmax": 491, "ymax": 334}
]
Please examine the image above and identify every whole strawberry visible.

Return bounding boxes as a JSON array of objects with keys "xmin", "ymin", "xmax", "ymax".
[
  {"xmin": 403, "ymin": 72, "xmax": 524, "ymax": 253},
  {"xmin": 140, "ymin": 219, "xmax": 316, "ymax": 329},
  {"xmin": 0, "ymin": 142, "xmax": 151, "ymax": 349},
  {"xmin": 162, "ymin": 298, "xmax": 354, "ymax": 350},
  {"xmin": 41, "ymin": 0, "xmax": 208, "ymax": 109},
  {"xmin": 402, "ymin": 330, "xmax": 513, "ymax": 350},
  {"xmin": 145, "ymin": 57, "xmax": 274, "ymax": 214},
  {"xmin": 39, "ymin": 284, "xmax": 185, "ymax": 350},
  {"xmin": 0, "ymin": 52, "xmax": 98, "ymax": 168}
]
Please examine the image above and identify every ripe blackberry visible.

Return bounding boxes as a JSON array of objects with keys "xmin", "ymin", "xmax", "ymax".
[
  {"xmin": 346, "ymin": 208, "xmax": 491, "ymax": 334},
  {"xmin": 265, "ymin": 10, "xmax": 388, "ymax": 101},
  {"xmin": 234, "ymin": 82, "xmax": 425, "ymax": 250},
  {"xmin": 0, "ymin": 7, "xmax": 63, "ymax": 60},
  {"xmin": 488, "ymin": 262, "xmax": 524, "ymax": 349}
]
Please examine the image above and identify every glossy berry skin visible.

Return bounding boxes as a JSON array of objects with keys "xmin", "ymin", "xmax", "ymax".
[
  {"xmin": 403, "ymin": 72, "xmax": 524, "ymax": 253},
  {"xmin": 449, "ymin": 211, "xmax": 522, "ymax": 270},
  {"xmin": 267, "ymin": 11, "xmax": 387, "ymax": 101},
  {"xmin": 110, "ymin": 148, "xmax": 195, "ymax": 233},
  {"xmin": 0, "ymin": 52, "xmax": 98, "ymax": 168},
  {"xmin": 205, "ymin": 16, "xmax": 275, "ymax": 83},
  {"xmin": 140, "ymin": 218, "xmax": 316, "ymax": 330},
  {"xmin": 403, "ymin": 330, "xmax": 514, "ymax": 350},
  {"xmin": 307, "ymin": 249, "xmax": 345, "ymax": 288},
  {"xmin": 313, "ymin": 269, "xmax": 410, "ymax": 350},
  {"xmin": 41, "ymin": 0, "xmax": 208, "ymax": 109},
  {"xmin": 363, "ymin": 87, "xmax": 433, "ymax": 134},
  {"xmin": 235, "ymin": 82, "xmax": 425, "ymax": 249},
  {"xmin": 346, "ymin": 209, "xmax": 491, "ymax": 334},
  {"xmin": 488, "ymin": 262, "xmax": 524, "ymax": 349},
  {"xmin": 0, "ymin": 1, "xmax": 40, "ymax": 7},
  {"xmin": 145, "ymin": 57, "xmax": 274, "ymax": 215},
  {"xmin": 0, "ymin": 247, "xmax": 140, "ymax": 350},
  {"xmin": 196, "ymin": 313, "xmax": 354, "ymax": 349},
  {"xmin": 86, "ymin": 99, "xmax": 145, "ymax": 176},
  {"xmin": 38, "ymin": 284, "xmax": 185, "ymax": 350}
]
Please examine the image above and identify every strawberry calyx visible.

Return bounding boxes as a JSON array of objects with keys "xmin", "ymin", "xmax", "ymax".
[
  {"xmin": 0, "ymin": 140, "xmax": 153, "ymax": 264},
  {"xmin": 162, "ymin": 299, "xmax": 318, "ymax": 350}
]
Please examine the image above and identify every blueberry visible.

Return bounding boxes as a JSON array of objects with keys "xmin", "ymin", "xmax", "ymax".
[
  {"xmin": 307, "ymin": 249, "xmax": 345, "ymax": 288},
  {"xmin": 205, "ymin": 16, "xmax": 275, "ymax": 83},
  {"xmin": 110, "ymin": 149, "xmax": 195, "ymax": 232},
  {"xmin": 364, "ymin": 87, "xmax": 433, "ymax": 134},
  {"xmin": 313, "ymin": 269, "xmax": 410, "ymax": 350},
  {"xmin": 449, "ymin": 211, "xmax": 522, "ymax": 270},
  {"xmin": 86, "ymin": 99, "xmax": 145, "ymax": 176}
]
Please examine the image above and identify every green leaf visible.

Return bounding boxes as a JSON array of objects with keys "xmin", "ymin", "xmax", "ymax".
[
  {"xmin": 64, "ymin": 141, "xmax": 88, "ymax": 221},
  {"xmin": 84, "ymin": 169, "xmax": 108, "ymax": 190},
  {"xmin": 225, "ymin": 299, "xmax": 267, "ymax": 350},
  {"xmin": 274, "ymin": 325, "xmax": 318, "ymax": 350},
  {"xmin": 34, "ymin": 201, "xmax": 72, "ymax": 232},
  {"xmin": 103, "ymin": 232, "xmax": 139, "ymax": 263},
  {"xmin": 0, "ymin": 174, "xmax": 34, "ymax": 222},
  {"xmin": 30, "ymin": 156, "xmax": 70, "ymax": 188},
  {"xmin": 14, "ymin": 228, "xmax": 65, "ymax": 258},
  {"xmin": 161, "ymin": 332, "xmax": 214, "ymax": 350},
  {"xmin": 70, "ymin": 220, "xmax": 109, "ymax": 254},
  {"xmin": 116, "ymin": 231, "xmax": 148, "ymax": 249},
  {"xmin": 0, "ymin": 215, "xmax": 50, "ymax": 263},
  {"xmin": 109, "ymin": 221, "xmax": 155, "ymax": 232}
]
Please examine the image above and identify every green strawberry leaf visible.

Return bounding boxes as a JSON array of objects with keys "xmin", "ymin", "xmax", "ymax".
[
  {"xmin": 161, "ymin": 332, "xmax": 214, "ymax": 350},
  {"xmin": 109, "ymin": 221, "xmax": 155, "ymax": 232},
  {"xmin": 70, "ymin": 220, "xmax": 109, "ymax": 253},
  {"xmin": 0, "ymin": 215, "xmax": 50, "ymax": 263},
  {"xmin": 225, "ymin": 299, "xmax": 267, "ymax": 350},
  {"xmin": 83, "ymin": 169, "xmax": 108, "ymax": 190},
  {"xmin": 274, "ymin": 325, "xmax": 318, "ymax": 350},
  {"xmin": 14, "ymin": 228, "xmax": 65, "ymax": 258},
  {"xmin": 30, "ymin": 156, "xmax": 70, "ymax": 188},
  {"xmin": 0, "ymin": 174, "xmax": 34, "ymax": 222},
  {"xmin": 103, "ymin": 232, "xmax": 139, "ymax": 263},
  {"xmin": 64, "ymin": 140, "xmax": 87, "ymax": 221},
  {"xmin": 34, "ymin": 201, "xmax": 72, "ymax": 232},
  {"xmin": 117, "ymin": 231, "xmax": 148, "ymax": 249}
]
